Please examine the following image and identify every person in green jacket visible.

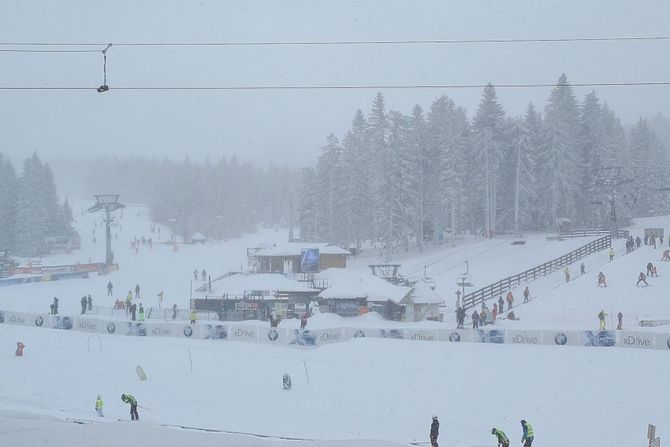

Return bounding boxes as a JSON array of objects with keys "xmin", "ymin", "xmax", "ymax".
[
  {"xmin": 138, "ymin": 304, "xmax": 145, "ymax": 321},
  {"xmin": 491, "ymin": 427, "xmax": 510, "ymax": 447},
  {"xmin": 521, "ymin": 420, "xmax": 534, "ymax": 446},
  {"xmin": 95, "ymin": 395, "xmax": 104, "ymax": 417},
  {"xmin": 121, "ymin": 394, "xmax": 139, "ymax": 420}
]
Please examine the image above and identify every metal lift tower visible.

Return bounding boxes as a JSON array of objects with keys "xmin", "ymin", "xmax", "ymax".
[{"xmin": 88, "ymin": 195, "xmax": 125, "ymax": 266}]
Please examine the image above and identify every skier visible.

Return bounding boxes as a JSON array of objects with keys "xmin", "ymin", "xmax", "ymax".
[
  {"xmin": 430, "ymin": 415, "xmax": 439, "ymax": 447},
  {"xmin": 617, "ymin": 312, "xmax": 623, "ymax": 330},
  {"xmin": 172, "ymin": 303, "xmax": 178, "ymax": 320},
  {"xmin": 80, "ymin": 296, "xmax": 87, "ymax": 314},
  {"xmin": 563, "ymin": 266, "xmax": 570, "ymax": 282},
  {"xmin": 646, "ymin": 262, "xmax": 653, "ymax": 276},
  {"xmin": 135, "ymin": 284, "xmax": 141, "ymax": 299},
  {"xmin": 120, "ymin": 394, "xmax": 139, "ymax": 421},
  {"xmin": 472, "ymin": 309, "xmax": 480, "ymax": 329},
  {"xmin": 491, "ymin": 427, "xmax": 510, "ymax": 447},
  {"xmin": 125, "ymin": 291, "xmax": 133, "ymax": 314},
  {"xmin": 635, "ymin": 236, "xmax": 642, "ymax": 248},
  {"xmin": 597, "ymin": 272, "xmax": 607, "ymax": 287},
  {"xmin": 455, "ymin": 306, "xmax": 465, "ymax": 329},
  {"xmin": 637, "ymin": 272, "xmax": 648, "ymax": 287},
  {"xmin": 498, "ymin": 296, "xmax": 504, "ymax": 314},
  {"xmin": 189, "ymin": 310, "xmax": 197, "ymax": 324},
  {"xmin": 598, "ymin": 310, "xmax": 607, "ymax": 330},
  {"xmin": 662, "ymin": 249, "xmax": 670, "ymax": 261},
  {"xmin": 608, "ymin": 247, "xmax": 614, "ymax": 261},
  {"xmin": 523, "ymin": 286, "xmax": 530, "ymax": 303},
  {"xmin": 138, "ymin": 304, "xmax": 145, "ymax": 321},
  {"xmin": 651, "ymin": 235, "xmax": 657, "ymax": 249},
  {"xmin": 50, "ymin": 297, "xmax": 59, "ymax": 315},
  {"xmin": 87, "ymin": 294, "xmax": 92, "ymax": 311},
  {"xmin": 193, "ymin": 269, "xmax": 198, "ymax": 281},
  {"xmin": 580, "ymin": 262, "xmax": 585, "ymax": 275},
  {"xmin": 107, "ymin": 281, "xmax": 113, "ymax": 296},
  {"xmin": 201, "ymin": 269, "xmax": 207, "ymax": 281},
  {"xmin": 492, "ymin": 303, "xmax": 498, "ymax": 323},
  {"xmin": 130, "ymin": 303, "xmax": 137, "ymax": 321},
  {"xmin": 506, "ymin": 291, "xmax": 514, "ymax": 310},
  {"xmin": 300, "ymin": 313, "xmax": 308, "ymax": 330},
  {"xmin": 520, "ymin": 420, "xmax": 534, "ymax": 447},
  {"xmin": 95, "ymin": 395, "xmax": 104, "ymax": 417}
]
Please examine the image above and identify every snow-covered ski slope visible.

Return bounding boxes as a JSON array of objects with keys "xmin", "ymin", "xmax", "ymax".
[{"xmin": 1, "ymin": 204, "xmax": 668, "ymax": 446}]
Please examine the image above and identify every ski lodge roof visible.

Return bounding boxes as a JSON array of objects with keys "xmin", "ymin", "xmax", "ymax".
[
  {"xmin": 209, "ymin": 273, "xmax": 319, "ymax": 296},
  {"xmin": 409, "ymin": 279, "xmax": 445, "ymax": 305},
  {"xmin": 253, "ymin": 242, "xmax": 351, "ymax": 257},
  {"xmin": 319, "ymin": 274, "xmax": 412, "ymax": 304}
]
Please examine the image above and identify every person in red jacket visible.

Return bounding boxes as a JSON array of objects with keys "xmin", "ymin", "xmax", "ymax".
[
  {"xmin": 492, "ymin": 303, "xmax": 498, "ymax": 323},
  {"xmin": 300, "ymin": 314, "xmax": 308, "ymax": 330},
  {"xmin": 506, "ymin": 291, "xmax": 514, "ymax": 310},
  {"xmin": 523, "ymin": 286, "xmax": 530, "ymax": 303}
]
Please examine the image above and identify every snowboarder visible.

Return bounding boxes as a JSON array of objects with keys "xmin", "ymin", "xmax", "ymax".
[
  {"xmin": 608, "ymin": 247, "xmax": 614, "ymax": 261},
  {"xmin": 580, "ymin": 262, "xmax": 585, "ymax": 275},
  {"xmin": 189, "ymin": 310, "xmax": 197, "ymax": 324},
  {"xmin": 506, "ymin": 291, "xmax": 514, "ymax": 310},
  {"xmin": 598, "ymin": 310, "xmax": 607, "ymax": 330},
  {"xmin": 662, "ymin": 249, "xmax": 670, "ymax": 261},
  {"xmin": 563, "ymin": 266, "xmax": 570, "ymax": 282},
  {"xmin": 472, "ymin": 310, "xmax": 480, "ymax": 329},
  {"xmin": 50, "ymin": 297, "xmax": 59, "ymax": 315},
  {"xmin": 138, "ymin": 304, "xmax": 145, "ymax": 321},
  {"xmin": 455, "ymin": 306, "xmax": 465, "ymax": 329},
  {"xmin": 498, "ymin": 296, "xmax": 504, "ymax": 314},
  {"xmin": 300, "ymin": 314, "xmax": 308, "ymax": 330},
  {"xmin": 520, "ymin": 420, "xmax": 534, "ymax": 447},
  {"xmin": 172, "ymin": 304, "xmax": 178, "ymax": 320},
  {"xmin": 637, "ymin": 272, "xmax": 648, "ymax": 287},
  {"xmin": 491, "ymin": 427, "xmax": 510, "ymax": 447},
  {"xmin": 87, "ymin": 294, "xmax": 92, "ymax": 311},
  {"xmin": 120, "ymin": 394, "xmax": 139, "ymax": 421},
  {"xmin": 617, "ymin": 312, "xmax": 623, "ymax": 330},
  {"xmin": 430, "ymin": 415, "xmax": 439, "ymax": 447},
  {"xmin": 95, "ymin": 395, "xmax": 104, "ymax": 417},
  {"xmin": 597, "ymin": 272, "xmax": 607, "ymax": 287},
  {"xmin": 523, "ymin": 286, "xmax": 530, "ymax": 303},
  {"xmin": 107, "ymin": 281, "xmax": 113, "ymax": 296},
  {"xmin": 135, "ymin": 284, "xmax": 140, "ymax": 299},
  {"xmin": 80, "ymin": 296, "xmax": 87, "ymax": 314}
]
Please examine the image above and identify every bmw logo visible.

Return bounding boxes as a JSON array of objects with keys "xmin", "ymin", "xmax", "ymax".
[
  {"xmin": 554, "ymin": 333, "xmax": 568, "ymax": 345},
  {"xmin": 183, "ymin": 326, "xmax": 193, "ymax": 337},
  {"xmin": 107, "ymin": 322, "xmax": 116, "ymax": 334},
  {"xmin": 268, "ymin": 329, "xmax": 278, "ymax": 341},
  {"xmin": 354, "ymin": 330, "xmax": 365, "ymax": 338},
  {"xmin": 449, "ymin": 332, "xmax": 461, "ymax": 342},
  {"xmin": 34, "ymin": 316, "xmax": 43, "ymax": 327}
]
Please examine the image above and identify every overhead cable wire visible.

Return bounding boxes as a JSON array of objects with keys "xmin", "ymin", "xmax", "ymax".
[
  {"xmin": 1, "ymin": 81, "xmax": 669, "ymax": 91},
  {"xmin": 1, "ymin": 35, "xmax": 670, "ymax": 48}
]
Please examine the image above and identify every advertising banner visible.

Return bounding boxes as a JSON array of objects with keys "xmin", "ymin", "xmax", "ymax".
[
  {"xmin": 314, "ymin": 328, "xmax": 345, "ymax": 345},
  {"xmin": 202, "ymin": 323, "xmax": 229, "ymax": 340},
  {"xmin": 505, "ymin": 330, "xmax": 543, "ymax": 346},
  {"xmin": 1, "ymin": 311, "xmax": 48, "ymax": 328},
  {"xmin": 404, "ymin": 329, "xmax": 439, "ymax": 342},
  {"xmin": 229, "ymin": 325, "xmax": 259, "ymax": 343},
  {"xmin": 73, "ymin": 317, "xmax": 107, "ymax": 334},
  {"xmin": 344, "ymin": 327, "xmax": 370, "ymax": 341},
  {"xmin": 582, "ymin": 330, "xmax": 616, "ymax": 347},
  {"xmin": 145, "ymin": 323, "xmax": 176, "ymax": 338},
  {"xmin": 122, "ymin": 322, "xmax": 147, "ymax": 336},
  {"xmin": 49, "ymin": 315, "xmax": 74, "ymax": 330},
  {"xmin": 541, "ymin": 330, "xmax": 580, "ymax": 346},
  {"xmin": 259, "ymin": 327, "xmax": 288, "ymax": 345},
  {"xmin": 288, "ymin": 329, "xmax": 316, "ymax": 346},
  {"xmin": 616, "ymin": 331, "xmax": 654, "ymax": 349},
  {"xmin": 473, "ymin": 329, "xmax": 505, "ymax": 343},
  {"xmin": 177, "ymin": 324, "xmax": 201, "ymax": 339},
  {"xmin": 300, "ymin": 248, "xmax": 320, "ymax": 273},
  {"xmin": 654, "ymin": 333, "xmax": 670, "ymax": 351},
  {"xmin": 438, "ymin": 329, "xmax": 474, "ymax": 343}
]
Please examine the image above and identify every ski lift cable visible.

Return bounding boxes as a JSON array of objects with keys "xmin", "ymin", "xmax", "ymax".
[
  {"xmin": 1, "ymin": 81, "xmax": 670, "ymax": 91},
  {"xmin": 404, "ymin": 241, "xmax": 483, "ymax": 277},
  {"xmin": 2, "ymin": 35, "xmax": 670, "ymax": 48},
  {"xmin": 431, "ymin": 239, "xmax": 508, "ymax": 278}
]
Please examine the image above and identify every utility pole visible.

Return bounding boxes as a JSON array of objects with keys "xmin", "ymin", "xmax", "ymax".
[
  {"xmin": 591, "ymin": 167, "xmax": 632, "ymax": 241},
  {"xmin": 88, "ymin": 195, "xmax": 125, "ymax": 267}
]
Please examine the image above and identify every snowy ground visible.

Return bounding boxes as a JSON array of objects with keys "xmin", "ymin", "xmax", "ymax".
[{"xmin": 1, "ymin": 203, "xmax": 668, "ymax": 446}]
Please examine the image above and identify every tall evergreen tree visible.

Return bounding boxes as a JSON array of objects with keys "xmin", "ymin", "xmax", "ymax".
[{"xmin": 0, "ymin": 154, "xmax": 18, "ymax": 251}]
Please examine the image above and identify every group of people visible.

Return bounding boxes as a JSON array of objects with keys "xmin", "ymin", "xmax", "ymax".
[
  {"xmin": 458, "ymin": 287, "xmax": 530, "ymax": 329},
  {"xmin": 429, "ymin": 416, "xmax": 534, "ymax": 447},
  {"xmin": 193, "ymin": 269, "xmax": 207, "ymax": 281},
  {"xmin": 94, "ymin": 394, "xmax": 140, "ymax": 421},
  {"xmin": 80, "ymin": 294, "xmax": 93, "ymax": 314},
  {"xmin": 597, "ymin": 310, "xmax": 625, "ymax": 330}
]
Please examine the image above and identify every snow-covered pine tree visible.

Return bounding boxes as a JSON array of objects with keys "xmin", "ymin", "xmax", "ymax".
[
  {"xmin": 297, "ymin": 167, "xmax": 320, "ymax": 241},
  {"xmin": 507, "ymin": 117, "xmax": 536, "ymax": 233},
  {"xmin": 576, "ymin": 91, "xmax": 606, "ymax": 226},
  {"xmin": 0, "ymin": 154, "xmax": 18, "ymax": 252},
  {"xmin": 404, "ymin": 105, "xmax": 427, "ymax": 251},
  {"xmin": 15, "ymin": 153, "xmax": 50, "ymax": 256},
  {"xmin": 628, "ymin": 119, "xmax": 670, "ymax": 216},
  {"xmin": 537, "ymin": 74, "xmax": 580, "ymax": 229}
]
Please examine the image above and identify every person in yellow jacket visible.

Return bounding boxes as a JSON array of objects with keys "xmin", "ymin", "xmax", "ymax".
[
  {"xmin": 608, "ymin": 247, "xmax": 615, "ymax": 261},
  {"xmin": 491, "ymin": 427, "xmax": 510, "ymax": 447},
  {"xmin": 95, "ymin": 395, "xmax": 104, "ymax": 417},
  {"xmin": 189, "ymin": 310, "xmax": 197, "ymax": 325},
  {"xmin": 520, "ymin": 420, "xmax": 534, "ymax": 446}
]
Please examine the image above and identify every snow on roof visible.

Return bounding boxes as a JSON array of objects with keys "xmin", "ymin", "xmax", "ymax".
[
  {"xmin": 255, "ymin": 242, "xmax": 351, "ymax": 257},
  {"xmin": 410, "ymin": 279, "xmax": 445, "ymax": 305},
  {"xmin": 319, "ymin": 274, "xmax": 411, "ymax": 303},
  {"xmin": 190, "ymin": 232, "xmax": 206, "ymax": 240},
  {"xmin": 210, "ymin": 273, "xmax": 319, "ymax": 295}
]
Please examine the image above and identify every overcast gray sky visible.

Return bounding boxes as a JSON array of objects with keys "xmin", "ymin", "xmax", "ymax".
[{"xmin": 1, "ymin": 0, "xmax": 669, "ymax": 168}]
